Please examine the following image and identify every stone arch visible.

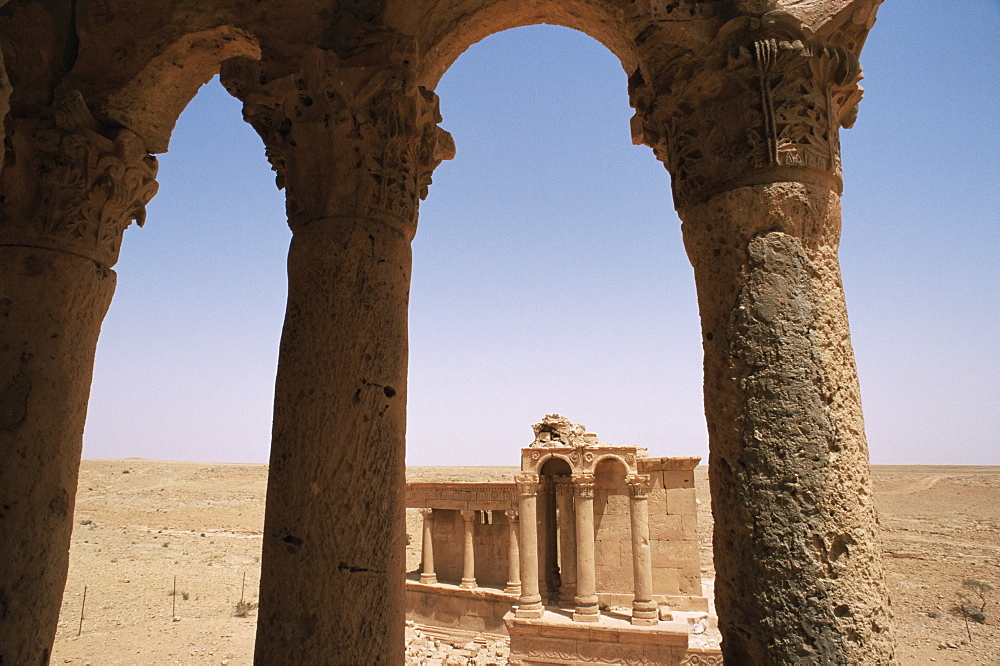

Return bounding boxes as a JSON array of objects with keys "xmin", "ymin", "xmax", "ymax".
[
  {"xmin": 96, "ymin": 26, "xmax": 261, "ymax": 153},
  {"xmin": 383, "ymin": 0, "xmax": 638, "ymax": 89},
  {"xmin": 592, "ymin": 455, "xmax": 631, "ymax": 593},
  {"xmin": 593, "ymin": 453, "xmax": 630, "ymax": 474},
  {"xmin": 537, "ymin": 453, "xmax": 574, "ymax": 475}
]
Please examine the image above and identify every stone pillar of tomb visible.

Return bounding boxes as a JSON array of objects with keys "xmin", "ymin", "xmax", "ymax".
[
  {"xmin": 539, "ymin": 477, "xmax": 561, "ymax": 603},
  {"xmin": 571, "ymin": 475, "xmax": 599, "ymax": 622},
  {"xmin": 504, "ymin": 509, "xmax": 522, "ymax": 595},
  {"xmin": 555, "ymin": 476, "xmax": 578, "ymax": 606},
  {"xmin": 419, "ymin": 508, "xmax": 437, "ymax": 584},
  {"xmin": 459, "ymin": 510, "xmax": 478, "ymax": 589},
  {"xmin": 629, "ymin": 14, "xmax": 894, "ymax": 663},
  {"xmin": 0, "ymin": 90, "xmax": 158, "ymax": 663},
  {"xmin": 220, "ymin": 35, "xmax": 454, "ymax": 663},
  {"xmin": 627, "ymin": 475, "xmax": 658, "ymax": 625},
  {"xmin": 514, "ymin": 474, "xmax": 544, "ymax": 618}
]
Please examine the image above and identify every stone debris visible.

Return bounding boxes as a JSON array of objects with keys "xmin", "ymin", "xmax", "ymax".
[{"xmin": 405, "ymin": 623, "xmax": 509, "ymax": 665}]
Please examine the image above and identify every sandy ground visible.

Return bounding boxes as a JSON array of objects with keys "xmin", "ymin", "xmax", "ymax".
[{"xmin": 49, "ymin": 461, "xmax": 999, "ymax": 664}]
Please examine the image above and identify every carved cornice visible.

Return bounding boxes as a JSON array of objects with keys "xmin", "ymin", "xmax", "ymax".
[
  {"xmin": 0, "ymin": 90, "xmax": 158, "ymax": 268},
  {"xmin": 630, "ymin": 12, "xmax": 863, "ymax": 208},
  {"xmin": 220, "ymin": 31, "xmax": 454, "ymax": 236}
]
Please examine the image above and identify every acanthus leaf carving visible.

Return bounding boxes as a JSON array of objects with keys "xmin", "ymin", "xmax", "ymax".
[
  {"xmin": 221, "ymin": 31, "xmax": 453, "ymax": 236},
  {"xmin": 1, "ymin": 89, "xmax": 158, "ymax": 268},
  {"xmin": 630, "ymin": 17, "xmax": 864, "ymax": 208}
]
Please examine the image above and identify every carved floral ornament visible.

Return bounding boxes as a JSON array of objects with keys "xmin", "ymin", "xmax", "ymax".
[
  {"xmin": 627, "ymin": 474, "xmax": 654, "ymax": 499},
  {"xmin": 0, "ymin": 90, "xmax": 158, "ymax": 268},
  {"xmin": 220, "ymin": 32, "xmax": 453, "ymax": 234},
  {"xmin": 629, "ymin": 13, "xmax": 864, "ymax": 206}
]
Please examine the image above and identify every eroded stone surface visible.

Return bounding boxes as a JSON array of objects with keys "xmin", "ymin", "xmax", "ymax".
[{"xmin": 0, "ymin": 1, "xmax": 893, "ymax": 662}]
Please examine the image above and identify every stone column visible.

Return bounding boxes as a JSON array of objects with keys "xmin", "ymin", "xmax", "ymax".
[
  {"xmin": 630, "ymin": 19, "xmax": 893, "ymax": 663},
  {"xmin": 460, "ymin": 510, "xmax": 478, "ymax": 589},
  {"xmin": 504, "ymin": 509, "xmax": 521, "ymax": 595},
  {"xmin": 539, "ymin": 477, "xmax": 560, "ymax": 603},
  {"xmin": 221, "ymin": 37, "xmax": 453, "ymax": 664},
  {"xmin": 515, "ymin": 474, "xmax": 544, "ymax": 618},
  {"xmin": 419, "ymin": 509, "xmax": 437, "ymax": 584},
  {"xmin": 628, "ymin": 476, "xmax": 657, "ymax": 625},
  {"xmin": 0, "ymin": 92, "xmax": 158, "ymax": 664},
  {"xmin": 555, "ymin": 478, "xmax": 577, "ymax": 606},
  {"xmin": 572, "ymin": 476, "xmax": 599, "ymax": 622}
]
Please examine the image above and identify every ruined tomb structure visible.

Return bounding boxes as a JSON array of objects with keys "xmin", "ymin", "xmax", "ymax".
[
  {"xmin": 406, "ymin": 415, "xmax": 718, "ymax": 664},
  {"xmin": 405, "ymin": 416, "xmax": 706, "ymax": 625},
  {"xmin": 0, "ymin": 1, "xmax": 894, "ymax": 663}
]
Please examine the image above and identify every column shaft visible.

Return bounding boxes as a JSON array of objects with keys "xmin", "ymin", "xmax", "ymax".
[
  {"xmin": 419, "ymin": 509, "xmax": 436, "ymax": 584},
  {"xmin": 0, "ymin": 108, "xmax": 157, "ymax": 663},
  {"xmin": 256, "ymin": 214, "xmax": 409, "ymax": 660},
  {"xmin": 681, "ymin": 183, "xmax": 894, "ymax": 662},
  {"xmin": 515, "ymin": 476, "xmax": 543, "ymax": 618},
  {"xmin": 572, "ymin": 479, "xmax": 599, "ymax": 622},
  {"xmin": 460, "ymin": 510, "xmax": 477, "ymax": 589},
  {"xmin": 504, "ymin": 510, "xmax": 521, "ymax": 595},
  {"xmin": 628, "ymin": 478, "xmax": 657, "ymax": 625},
  {"xmin": 539, "ymin": 480, "xmax": 560, "ymax": 603},
  {"xmin": 556, "ymin": 480, "xmax": 577, "ymax": 607},
  {"xmin": 223, "ymin": 40, "xmax": 454, "ymax": 664},
  {"xmin": 0, "ymin": 247, "xmax": 116, "ymax": 663}
]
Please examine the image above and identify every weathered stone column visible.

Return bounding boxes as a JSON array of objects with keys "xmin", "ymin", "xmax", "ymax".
[
  {"xmin": 628, "ymin": 475, "xmax": 657, "ymax": 625},
  {"xmin": 572, "ymin": 476, "xmax": 599, "ymax": 622},
  {"xmin": 555, "ymin": 477, "xmax": 577, "ymax": 606},
  {"xmin": 459, "ymin": 510, "xmax": 478, "ymax": 589},
  {"xmin": 630, "ymin": 15, "xmax": 894, "ymax": 663},
  {"xmin": 0, "ymin": 92, "xmax": 158, "ymax": 664},
  {"xmin": 419, "ymin": 508, "xmax": 437, "ymax": 584},
  {"xmin": 515, "ymin": 474, "xmax": 544, "ymax": 618},
  {"xmin": 539, "ymin": 477, "xmax": 560, "ymax": 603},
  {"xmin": 221, "ymin": 36, "xmax": 453, "ymax": 663},
  {"xmin": 504, "ymin": 509, "xmax": 521, "ymax": 595}
]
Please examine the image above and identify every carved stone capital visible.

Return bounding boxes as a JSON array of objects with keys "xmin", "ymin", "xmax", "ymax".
[
  {"xmin": 418, "ymin": 508, "xmax": 434, "ymax": 520},
  {"xmin": 221, "ymin": 32, "xmax": 454, "ymax": 237},
  {"xmin": 460, "ymin": 509, "xmax": 477, "ymax": 522},
  {"xmin": 515, "ymin": 474, "xmax": 541, "ymax": 497},
  {"xmin": 0, "ymin": 90, "xmax": 159, "ymax": 268},
  {"xmin": 572, "ymin": 476, "xmax": 596, "ymax": 499},
  {"xmin": 627, "ymin": 474, "xmax": 654, "ymax": 499},
  {"xmin": 630, "ymin": 14, "xmax": 863, "ymax": 207},
  {"xmin": 504, "ymin": 509, "xmax": 519, "ymax": 523}
]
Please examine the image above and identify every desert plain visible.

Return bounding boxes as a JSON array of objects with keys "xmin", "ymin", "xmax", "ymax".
[{"xmin": 48, "ymin": 460, "xmax": 999, "ymax": 664}]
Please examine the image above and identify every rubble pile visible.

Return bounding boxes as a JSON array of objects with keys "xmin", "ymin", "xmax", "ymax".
[{"xmin": 405, "ymin": 622, "xmax": 510, "ymax": 665}]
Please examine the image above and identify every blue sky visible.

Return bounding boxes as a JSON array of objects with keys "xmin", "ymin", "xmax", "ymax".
[{"xmin": 81, "ymin": 1, "xmax": 999, "ymax": 466}]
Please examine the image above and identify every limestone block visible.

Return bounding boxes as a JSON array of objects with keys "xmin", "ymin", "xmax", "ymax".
[
  {"xmin": 594, "ymin": 539, "xmax": 626, "ymax": 568},
  {"xmin": 665, "ymin": 487, "xmax": 697, "ymax": 516},
  {"xmin": 649, "ymin": 514, "xmax": 683, "ymax": 542},
  {"xmin": 663, "ymin": 470, "xmax": 696, "ymax": 490},
  {"xmin": 653, "ymin": 567, "xmax": 681, "ymax": 596},
  {"xmin": 651, "ymin": 541, "xmax": 699, "ymax": 570}
]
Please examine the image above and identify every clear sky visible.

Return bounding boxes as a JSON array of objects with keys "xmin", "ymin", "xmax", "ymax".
[{"xmin": 81, "ymin": 0, "xmax": 999, "ymax": 467}]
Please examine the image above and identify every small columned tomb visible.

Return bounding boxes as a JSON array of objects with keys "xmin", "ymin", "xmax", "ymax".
[{"xmin": 404, "ymin": 415, "xmax": 706, "ymax": 635}]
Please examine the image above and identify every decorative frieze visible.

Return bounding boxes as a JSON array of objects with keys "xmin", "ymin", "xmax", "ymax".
[{"xmin": 1, "ymin": 90, "xmax": 158, "ymax": 268}]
